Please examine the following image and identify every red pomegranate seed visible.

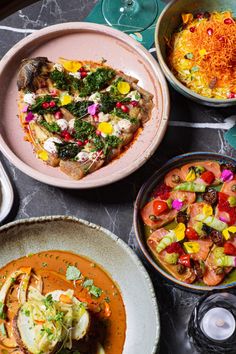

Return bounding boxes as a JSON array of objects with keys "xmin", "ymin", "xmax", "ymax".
[
  {"xmin": 81, "ymin": 71, "xmax": 87, "ymax": 78},
  {"xmin": 218, "ymin": 36, "xmax": 225, "ymax": 42},
  {"xmin": 79, "ymin": 67, "xmax": 85, "ymax": 72},
  {"xmin": 77, "ymin": 141, "xmax": 83, "ymax": 146},
  {"xmin": 84, "ymin": 139, "xmax": 89, "ymax": 144},
  {"xmin": 190, "ymin": 27, "xmax": 196, "ymax": 33},
  {"xmin": 96, "ymin": 130, "xmax": 101, "ymax": 136},
  {"xmin": 121, "ymin": 105, "xmax": 129, "ymax": 113},
  {"xmin": 55, "ymin": 111, "xmax": 63, "ymax": 119},
  {"xmin": 116, "ymin": 102, "xmax": 122, "ymax": 108},
  {"xmin": 50, "ymin": 89, "xmax": 57, "ymax": 97},
  {"xmin": 49, "ymin": 101, "xmax": 56, "ymax": 107},
  {"xmin": 224, "ymin": 18, "xmax": 234, "ymax": 25},
  {"xmin": 131, "ymin": 101, "xmax": 138, "ymax": 106},
  {"xmin": 64, "ymin": 132, "xmax": 72, "ymax": 141},
  {"xmin": 207, "ymin": 28, "xmax": 213, "ymax": 36},
  {"xmin": 42, "ymin": 102, "xmax": 49, "ymax": 109}
]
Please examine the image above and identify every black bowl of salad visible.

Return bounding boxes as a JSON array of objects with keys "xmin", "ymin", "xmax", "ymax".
[{"xmin": 134, "ymin": 152, "xmax": 236, "ymax": 291}]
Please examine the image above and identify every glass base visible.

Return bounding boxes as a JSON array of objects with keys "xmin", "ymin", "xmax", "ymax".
[{"xmin": 102, "ymin": 0, "xmax": 158, "ymax": 33}]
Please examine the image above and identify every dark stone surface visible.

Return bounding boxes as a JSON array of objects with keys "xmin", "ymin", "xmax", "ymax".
[{"xmin": 0, "ymin": 1, "xmax": 236, "ymax": 353}]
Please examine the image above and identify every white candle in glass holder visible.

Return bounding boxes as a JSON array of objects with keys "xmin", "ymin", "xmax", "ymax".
[{"xmin": 201, "ymin": 307, "xmax": 236, "ymax": 341}]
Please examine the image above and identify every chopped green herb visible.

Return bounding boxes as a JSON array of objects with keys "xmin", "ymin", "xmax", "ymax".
[
  {"xmin": 50, "ymin": 69, "xmax": 70, "ymax": 91},
  {"xmin": 112, "ymin": 107, "xmax": 130, "ymax": 120},
  {"xmin": 10, "ymin": 277, "xmax": 16, "ymax": 283},
  {"xmin": 66, "ymin": 265, "xmax": 81, "ymax": 281},
  {"xmin": 100, "ymin": 92, "xmax": 117, "ymax": 113},
  {"xmin": 104, "ymin": 296, "xmax": 110, "ymax": 303},
  {"xmin": 103, "ymin": 135, "xmax": 122, "ymax": 156},
  {"xmin": 22, "ymin": 309, "xmax": 30, "ymax": 317},
  {"xmin": 56, "ymin": 143, "xmax": 80, "ymax": 160},
  {"xmin": 73, "ymin": 119, "xmax": 96, "ymax": 142},
  {"xmin": 42, "ymin": 262, "xmax": 48, "ymax": 268},
  {"xmin": 65, "ymin": 100, "xmax": 93, "ymax": 119},
  {"xmin": 40, "ymin": 120, "xmax": 60, "ymax": 133},
  {"xmin": 79, "ymin": 68, "xmax": 116, "ymax": 97},
  {"xmin": 43, "ymin": 294, "xmax": 54, "ymax": 309}
]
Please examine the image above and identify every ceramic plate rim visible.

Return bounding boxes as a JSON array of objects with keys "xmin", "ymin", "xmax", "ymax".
[
  {"xmin": 134, "ymin": 152, "xmax": 236, "ymax": 292},
  {"xmin": 0, "ymin": 22, "xmax": 170, "ymax": 189},
  {"xmin": 0, "ymin": 215, "xmax": 160, "ymax": 353}
]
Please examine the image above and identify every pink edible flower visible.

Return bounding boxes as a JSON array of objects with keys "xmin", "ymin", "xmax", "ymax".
[
  {"xmin": 88, "ymin": 103, "xmax": 99, "ymax": 116},
  {"xmin": 221, "ymin": 169, "xmax": 234, "ymax": 182},
  {"xmin": 172, "ymin": 199, "xmax": 183, "ymax": 211},
  {"xmin": 22, "ymin": 105, "xmax": 29, "ymax": 113},
  {"xmin": 219, "ymin": 216, "xmax": 228, "ymax": 223},
  {"xmin": 25, "ymin": 111, "xmax": 34, "ymax": 122}
]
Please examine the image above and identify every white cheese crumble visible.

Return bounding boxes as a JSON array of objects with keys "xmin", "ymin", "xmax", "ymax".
[
  {"xmin": 74, "ymin": 95, "xmax": 83, "ymax": 102},
  {"xmin": 127, "ymin": 90, "xmax": 141, "ymax": 101},
  {"xmin": 53, "ymin": 63, "xmax": 64, "ymax": 72},
  {"xmin": 89, "ymin": 92, "xmax": 101, "ymax": 103},
  {"xmin": 98, "ymin": 112, "xmax": 110, "ymax": 122},
  {"xmin": 23, "ymin": 93, "xmax": 36, "ymax": 105},
  {"xmin": 117, "ymin": 119, "xmax": 132, "ymax": 132},
  {"xmin": 75, "ymin": 151, "xmax": 90, "ymax": 162},
  {"xmin": 68, "ymin": 118, "xmax": 75, "ymax": 132},
  {"xmin": 43, "ymin": 137, "xmax": 62, "ymax": 154},
  {"xmin": 56, "ymin": 119, "xmax": 68, "ymax": 131},
  {"xmin": 69, "ymin": 72, "xmax": 81, "ymax": 79}
]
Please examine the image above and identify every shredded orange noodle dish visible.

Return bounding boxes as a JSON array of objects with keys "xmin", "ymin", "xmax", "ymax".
[{"xmin": 168, "ymin": 11, "xmax": 236, "ymax": 99}]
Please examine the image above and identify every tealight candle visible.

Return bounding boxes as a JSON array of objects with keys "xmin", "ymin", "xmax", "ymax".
[{"xmin": 200, "ymin": 307, "xmax": 236, "ymax": 341}]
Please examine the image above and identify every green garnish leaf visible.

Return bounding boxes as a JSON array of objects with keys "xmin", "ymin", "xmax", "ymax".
[
  {"xmin": 66, "ymin": 265, "xmax": 81, "ymax": 281},
  {"xmin": 50, "ymin": 69, "xmax": 70, "ymax": 91},
  {"xmin": 83, "ymin": 279, "xmax": 94, "ymax": 288},
  {"xmin": 89, "ymin": 285, "xmax": 102, "ymax": 298},
  {"xmin": 100, "ymin": 92, "xmax": 117, "ymax": 113},
  {"xmin": 43, "ymin": 294, "xmax": 54, "ymax": 309}
]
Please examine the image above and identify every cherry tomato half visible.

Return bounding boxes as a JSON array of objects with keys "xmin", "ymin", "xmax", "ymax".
[
  {"xmin": 178, "ymin": 254, "xmax": 191, "ymax": 268},
  {"xmin": 201, "ymin": 171, "xmax": 215, "ymax": 184},
  {"xmin": 224, "ymin": 242, "xmax": 236, "ymax": 256},
  {"xmin": 185, "ymin": 227, "xmax": 199, "ymax": 240},
  {"xmin": 153, "ymin": 200, "xmax": 168, "ymax": 216}
]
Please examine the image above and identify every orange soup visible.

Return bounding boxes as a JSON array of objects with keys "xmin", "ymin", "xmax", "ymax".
[{"xmin": 0, "ymin": 250, "xmax": 126, "ymax": 354}]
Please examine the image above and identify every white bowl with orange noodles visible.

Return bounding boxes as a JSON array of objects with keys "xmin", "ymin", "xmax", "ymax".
[{"xmin": 155, "ymin": 0, "xmax": 236, "ymax": 106}]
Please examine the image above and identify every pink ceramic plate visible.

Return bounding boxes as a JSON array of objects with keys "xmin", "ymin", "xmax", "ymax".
[{"xmin": 0, "ymin": 22, "xmax": 169, "ymax": 189}]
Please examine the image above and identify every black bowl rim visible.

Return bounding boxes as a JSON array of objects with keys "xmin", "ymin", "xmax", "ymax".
[
  {"xmin": 155, "ymin": 0, "xmax": 236, "ymax": 105},
  {"xmin": 134, "ymin": 152, "xmax": 236, "ymax": 292}
]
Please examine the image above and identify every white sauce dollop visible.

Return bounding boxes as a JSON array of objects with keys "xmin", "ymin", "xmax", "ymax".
[
  {"xmin": 23, "ymin": 93, "xmax": 36, "ymax": 105},
  {"xmin": 75, "ymin": 151, "xmax": 90, "ymax": 162},
  {"xmin": 69, "ymin": 72, "xmax": 81, "ymax": 79},
  {"xmin": 53, "ymin": 63, "xmax": 64, "ymax": 72},
  {"xmin": 68, "ymin": 118, "xmax": 75, "ymax": 132},
  {"xmin": 127, "ymin": 90, "xmax": 141, "ymax": 101},
  {"xmin": 43, "ymin": 137, "xmax": 62, "ymax": 154},
  {"xmin": 56, "ymin": 119, "xmax": 68, "ymax": 131},
  {"xmin": 98, "ymin": 112, "xmax": 110, "ymax": 122},
  {"xmin": 89, "ymin": 92, "xmax": 101, "ymax": 103},
  {"xmin": 117, "ymin": 119, "xmax": 132, "ymax": 132}
]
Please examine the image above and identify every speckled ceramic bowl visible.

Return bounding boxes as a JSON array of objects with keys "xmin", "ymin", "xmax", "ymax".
[
  {"xmin": 155, "ymin": 0, "xmax": 236, "ymax": 107},
  {"xmin": 0, "ymin": 216, "xmax": 160, "ymax": 354},
  {"xmin": 0, "ymin": 22, "xmax": 169, "ymax": 188},
  {"xmin": 134, "ymin": 152, "xmax": 236, "ymax": 292}
]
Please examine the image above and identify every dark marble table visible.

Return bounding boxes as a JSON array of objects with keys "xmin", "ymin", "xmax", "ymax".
[{"xmin": 0, "ymin": 1, "xmax": 236, "ymax": 353}]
